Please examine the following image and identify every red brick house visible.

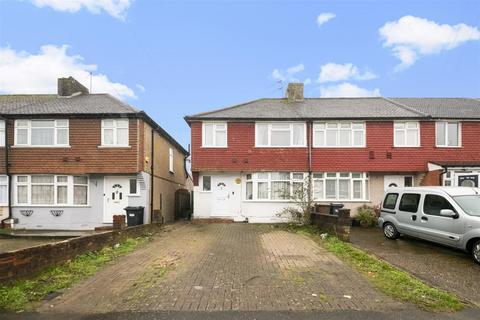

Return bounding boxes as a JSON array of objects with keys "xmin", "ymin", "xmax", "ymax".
[{"xmin": 185, "ymin": 83, "xmax": 480, "ymax": 222}]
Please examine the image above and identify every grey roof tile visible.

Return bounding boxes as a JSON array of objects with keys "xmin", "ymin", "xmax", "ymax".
[{"xmin": 391, "ymin": 98, "xmax": 480, "ymax": 119}]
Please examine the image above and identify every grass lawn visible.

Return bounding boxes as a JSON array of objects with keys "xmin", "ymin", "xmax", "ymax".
[
  {"xmin": 0, "ymin": 235, "xmax": 151, "ymax": 312},
  {"xmin": 288, "ymin": 225, "xmax": 464, "ymax": 312}
]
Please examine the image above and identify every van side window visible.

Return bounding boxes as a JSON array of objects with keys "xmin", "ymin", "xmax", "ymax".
[
  {"xmin": 424, "ymin": 194, "xmax": 455, "ymax": 216},
  {"xmin": 399, "ymin": 193, "xmax": 421, "ymax": 213},
  {"xmin": 383, "ymin": 193, "xmax": 398, "ymax": 209}
]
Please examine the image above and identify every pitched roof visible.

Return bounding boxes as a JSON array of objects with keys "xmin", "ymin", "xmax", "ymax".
[
  {"xmin": 0, "ymin": 94, "xmax": 139, "ymax": 115},
  {"xmin": 185, "ymin": 97, "xmax": 480, "ymax": 121}
]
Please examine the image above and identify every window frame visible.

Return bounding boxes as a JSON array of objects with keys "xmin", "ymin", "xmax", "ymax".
[
  {"xmin": 128, "ymin": 178, "xmax": 139, "ymax": 196},
  {"xmin": 383, "ymin": 193, "xmax": 399, "ymax": 210},
  {"xmin": 201, "ymin": 175, "xmax": 212, "ymax": 192},
  {"xmin": 100, "ymin": 119, "xmax": 130, "ymax": 147},
  {"xmin": 398, "ymin": 193, "xmax": 421, "ymax": 213},
  {"xmin": 313, "ymin": 122, "xmax": 366, "ymax": 148},
  {"xmin": 14, "ymin": 119, "xmax": 70, "ymax": 147},
  {"xmin": 435, "ymin": 121, "xmax": 461, "ymax": 148},
  {"xmin": 393, "ymin": 121, "xmax": 420, "ymax": 147},
  {"xmin": 312, "ymin": 172, "xmax": 370, "ymax": 201},
  {"xmin": 202, "ymin": 122, "xmax": 227, "ymax": 148},
  {"xmin": 423, "ymin": 194, "xmax": 457, "ymax": 217},
  {"xmin": 0, "ymin": 120, "xmax": 5, "ymax": 147},
  {"xmin": 255, "ymin": 122, "xmax": 307, "ymax": 148},
  {"xmin": 0, "ymin": 175, "xmax": 8, "ymax": 205},
  {"xmin": 13, "ymin": 175, "xmax": 89, "ymax": 206}
]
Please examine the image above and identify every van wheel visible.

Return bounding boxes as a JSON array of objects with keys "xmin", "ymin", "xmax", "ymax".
[
  {"xmin": 472, "ymin": 240, "xmax": 480, "ymax": 265},
  {"xmin": 383, "ymin": 222, "xmax": 399, "ymax": 240}
]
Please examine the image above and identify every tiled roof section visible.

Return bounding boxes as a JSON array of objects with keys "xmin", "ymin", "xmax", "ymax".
[
  {"xmin": 391, "ymin": 98, "xmax": 480, "ymax": 119},
  {"xmin": 186, "ymin": 97, "xmax": 422, "ymax": 120},
  {"xmin": 0, "ymin": 93, "xmax": 140, "ymax": 115},
  {"xmin": 185, "ymin": 97, "xmax": 480, "ymax": 121}
]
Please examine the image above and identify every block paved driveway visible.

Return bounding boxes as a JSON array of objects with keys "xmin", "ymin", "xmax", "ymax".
[{"xmin": 39, "ymin": 223, "xmax": 408, "ymax": 314}]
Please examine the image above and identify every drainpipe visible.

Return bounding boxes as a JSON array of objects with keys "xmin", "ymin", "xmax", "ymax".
[
  {"xmin": 150, "ymin": 128, "xmax": 155, "ymax": 224},
  {"xmin": 1, "ymin": 117, "xmax": 12, "ymax": 227},
  {"xmin": 307, "ymin": 121, "xmax": 313, "ymax": 211},
  {"xmin": 439, "ymin": 166, "xmax": 448, "ymax": 186}
]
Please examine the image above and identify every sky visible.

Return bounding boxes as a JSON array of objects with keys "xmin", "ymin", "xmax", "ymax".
[{"xmin": 0, "ymin": 0, "xmax": 479, "ymax": 149}]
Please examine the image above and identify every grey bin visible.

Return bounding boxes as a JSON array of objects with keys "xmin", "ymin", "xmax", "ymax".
[
  {"xmin": 329, "ymin": 203, "xmax": 344, "ymax": 215},
  {"xmin": 124, "ymin": 206, "xmax": 145, "ymax": 226}
]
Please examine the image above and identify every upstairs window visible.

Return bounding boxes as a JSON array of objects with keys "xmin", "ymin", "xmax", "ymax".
[
  {"xmin": 14, "ymin": 120, "xmax": 69, "ymax": 147},
  {"xmin": 255, "ymin": 123, "xmax": 306, "ymax": 147},
  {"xmin": 436, "ymin": 122, "xmax": 461, "ymax": 147},
  {"xmin": 101, "ymin": 119, "xmax": 129, "ymax": 146},
  {"xmin": 0, "ymin": 120, "xmax": 5, "ymax": 147},
  {"xmin": 202, "ymin": 122, "xmax": 227, "ymax": 147},
  {"xmin": 169, "ymin": 148, "xmax": 174, "ymax": 173},
  {"xmin": 394, "ymin": 122, "xmax": 419, "ymax": 147},
  {"xmin": 313, "ymin": 122, "xmax": 365, "ymax": 147}
]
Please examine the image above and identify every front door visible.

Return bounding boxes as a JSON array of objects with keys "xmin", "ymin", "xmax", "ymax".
[
  {"xmin": 457, "ymin": 174, "xmax": 479, "ymax": 187},
  {"xmin": 384, "ymin": 175, "xmax": 414, "ymax": 190},
  {"xmin": 212, "ymin": 175, "xmax": 241, "ymax": 217},
  {"xmin": 104, "ymin": 177, "xmax": 129, "ymax": 223}
]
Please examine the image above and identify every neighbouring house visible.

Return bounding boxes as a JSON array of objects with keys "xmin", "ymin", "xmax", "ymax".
[
  {"xmin": 0, "ymin": 77, "xmax": 191, "ymax": 230},
  {"xmin": 185, "ymin": 83, "xmax": 480, "ymax": 223}
]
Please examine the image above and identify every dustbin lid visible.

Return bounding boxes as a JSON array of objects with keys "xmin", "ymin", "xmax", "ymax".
[
  {"xmin": 330, "ymin": 202, "xmax": 344, "ymax": 207},
  {"xmin": 124, "ymin": 206, "xmax": 145, "ymax": 210}
]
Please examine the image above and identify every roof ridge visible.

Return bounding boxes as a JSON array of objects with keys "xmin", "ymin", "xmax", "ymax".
[
  {"xmin": 382, "ymin": 97, "xmax": 430, "ymax": 117},
  {"xmin": 185, "ymin": 98, "xmax": 269, "ymax": 119}
]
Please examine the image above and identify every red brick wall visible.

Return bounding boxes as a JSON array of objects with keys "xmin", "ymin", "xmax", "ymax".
[
  {"xmin": 420, "ymin": 170, "xmax": 443, "ymax": 186},
  {"xmin": 191, "ymin": 121, "xmax": 480, "ymax": 173}
]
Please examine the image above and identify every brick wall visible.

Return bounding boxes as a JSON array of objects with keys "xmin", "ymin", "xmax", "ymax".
[
  {"xmin": 0, "ymin": 223, "xmax": 162, "ymax": 283},
  {"xmin": 420, "ymin": 169, "xmax": 443, "ymax": 186},
  {"xmin": 311, "ymin": 209, "xmax": 352, "ymax": 241},
  {"xmin": 191, "ymin": 121, "xmax": 480, "ymax": 173}
]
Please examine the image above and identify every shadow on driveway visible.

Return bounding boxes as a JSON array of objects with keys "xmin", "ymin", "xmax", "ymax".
[{"xmin": 350, "ymin": 226, "xmax": 480, "ymax": 307}]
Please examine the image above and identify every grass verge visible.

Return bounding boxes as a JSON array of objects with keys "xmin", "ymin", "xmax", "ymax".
[
  {"xmin": 287, "ymin": 225, "xmax": 464, "ymax": 312},
  {"xmin": 0, "ymin": 235, "xmax": 151, "ymax": 312}
]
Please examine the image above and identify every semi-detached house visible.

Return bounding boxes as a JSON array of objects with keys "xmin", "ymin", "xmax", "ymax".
[
  {"xmin": 0, "ymin": 77, "xmax": 191, "ymax": 230},
  {"xmin": 185, "ymin": 83, "xmax": 480, "ymax": 223}
]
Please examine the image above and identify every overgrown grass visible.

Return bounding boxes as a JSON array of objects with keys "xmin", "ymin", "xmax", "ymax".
[
  {"xmin": 287, "ymin": 225, "xmax": 464, "ymax": 312},
  {"xmin": 0, "ymin": 235, "xmax": 151, "ymax": 312}
]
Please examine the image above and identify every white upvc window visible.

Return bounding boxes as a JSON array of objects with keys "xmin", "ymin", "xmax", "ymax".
[
  {"xmin": 14, "ymin": 175, "xmax": 89, "ymax": 206},
  {"xmin": 0, "ymin": 120, "xmax": 5, "ymax": 147},
  {"xmin": 169, "ymin": 148, "xmax": 174, "ymax": 173},
  {"xmin": 101, "ymin": 119, "xmax": 129, "ymax": 146},
  {"xmin": 0, "ymin": 175, "xmax": 8, "ymax": 205},
  {"xmin": 436, "ymin": 122, "xmax": 461, "ymax": 147},
  {"xmin": 14, "ymin": 119, "xmax": 69, "ymax": 147},
  {"xmin": 255, "ymin": 122, "xmax": 306, "ymax": 147},
  {"xmin": 245, "ymin": 172, "xmax": 306, "ymax": 201},
  {"xmin": 394, "ymin": 121, "xmax": 420, "ymax": 147},
  {"xmin": 313, "ymin": 122, "xmax": 365, "ymax": 147},
  {"xmin": 313, "ymin": 172, "xmax": 369, "ymax": 201},
  {"xmin": 202, "ymin": 122, "xmax": 227, "ymax": 147}
]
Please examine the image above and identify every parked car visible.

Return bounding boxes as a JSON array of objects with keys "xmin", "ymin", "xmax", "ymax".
[{"xmin": 378, "ymin": 186, "xmax": 480, "ymax": 264}]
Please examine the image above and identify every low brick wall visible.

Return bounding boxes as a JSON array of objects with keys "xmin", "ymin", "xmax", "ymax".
[
  {"xmin": 311, "ymin": 209, "xmax": 352, "ymax": 241},
  {"xmin": 0, "ymin": 223, "xmax": 162, "ymax": 283}
]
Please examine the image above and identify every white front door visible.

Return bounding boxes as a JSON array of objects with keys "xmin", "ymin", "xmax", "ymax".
[
  {"xmin": 212, "ymin": 175, "xmax": 241, "ymax": 217},
  {"xmin": 384, "ymin": 175, "xmax": 414, "ymax": 191},
  {"xmin": 104, "ymin": 177, "xmax": 129, "ymax": 223}
]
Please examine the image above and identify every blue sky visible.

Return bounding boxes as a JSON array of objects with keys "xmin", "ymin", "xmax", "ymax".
[{"xmin": 0, "ymin": 0, "xmax": 479, "ymax": 148}]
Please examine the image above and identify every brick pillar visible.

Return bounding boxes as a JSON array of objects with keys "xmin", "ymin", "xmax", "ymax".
[
  {"xmin": 420, "ymin": 169, "xmax": 443, "ymax": 186},
  {"xmin": 113, "ymin": 215, "xmax": 126, "ymax": 230}
]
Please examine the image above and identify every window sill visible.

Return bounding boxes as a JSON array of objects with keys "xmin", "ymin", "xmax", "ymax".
[
  {"xmin": 201, "ymin": 146, "xmax": 228, "ymax": 149},
  {"xmin": 435, "ymin": 145, "xmax": 463, "ymax": 148},
  {"xmin": 254, "ymin": 146, "xmax": 307, "ymax": 149},
  {"xmin": 12, "ymin": 205, "xmax": 91, "ymax": 208},
  {"xmin": 393, "ymin": 146, "xmax": 421, "ymax": 148},
  {"xmin": 312, "ymin": 146, "xmax": 366, "ymax": 148},
  {"xmin": 98, "ymin": 146, "xmax": 131, "ymax": 149},
  {"xmin": 198, "ymin": 190, "xmax": 212, "ymax": 193},
  {"xmin": 243, "ymin": 199, "xmax": 371, "ymax": 203},
  {"xmin": 11, "ymin": 145, "xmax": 71, "ymax": 148}
]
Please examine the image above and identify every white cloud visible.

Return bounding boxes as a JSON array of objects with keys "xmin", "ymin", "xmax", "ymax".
[
  {"xmin": 29, "ymin": 0, "xmax": 133, "ymax": 20},
  {"xmin": 380, "ymin": 15, "xmax": 480, "ymax": 70},
  {"xmin": 317, "ymin": 12, "xmax": 336, "ymax": 27},
  {"xmin": 135, "ymin": 84, "xmax": 146, "ymax": 93},
  {"xmin": 286, "ymin": 63, "xmax": 304, "ymax": 74},
  {"xmin": 271, "ymin": 63, "xmax": 307, "ymax": 83},
  {"xmin": 320, "ymin": 82, "xmax": 380, "ymax": 97},
  {"xmin": 0, "ymin": 45, "xmax": 136, "ymax": 100},
  {"xmin": 318, "ymin": 63, "xmax": 376, "ymax": 83},
  {"xmin": 303, "ymin": 78, "xmax": 312, "ymax": 85}
]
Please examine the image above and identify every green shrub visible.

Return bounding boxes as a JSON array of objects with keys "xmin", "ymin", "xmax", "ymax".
[{"xmin": 356, "ymin": 205, "xmax": 378, "ymax": 227}]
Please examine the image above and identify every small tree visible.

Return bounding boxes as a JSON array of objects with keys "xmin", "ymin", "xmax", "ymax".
[{"xmin": 276, "ymin": 176, "xmax": 315, "ymax": 225}]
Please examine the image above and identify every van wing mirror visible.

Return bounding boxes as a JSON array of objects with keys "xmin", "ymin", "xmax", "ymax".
[{"xmin": 440, "ymin": 209, "xmax": 458, "ymax": 218}]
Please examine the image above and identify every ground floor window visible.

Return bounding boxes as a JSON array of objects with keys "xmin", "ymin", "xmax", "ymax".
[
  {"xmin": 14, "ymin": 175, "xmax": 89, "ymax": 206},
  {"xmin": 443, "ymin": 169, "xmax": 480, "ymax": 187},
  {"xmin": 313, "ymin": 172, "xmax": 369, "ymax": 201},
  {"xmin": 0, "ymin": 175, "xmax": 7, "ymax": 205},
  {"xmin": 245, "ymin": 172, "xmax": 306, "ymax": 201}
]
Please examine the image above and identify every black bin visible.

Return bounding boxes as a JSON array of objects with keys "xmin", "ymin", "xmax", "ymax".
[
  {"xmin": 330, "ymin": 203, "xmax": 344, "ymax": 215},
  {"xmin": 124, "ymin": 206, "xmax": 144, "ymax": 226}
]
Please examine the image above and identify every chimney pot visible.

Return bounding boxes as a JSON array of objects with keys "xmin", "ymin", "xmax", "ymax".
[
  {"xmin": 286, "ymin": 83, "xmax": 304, "ymax": 102},
  {"xmin": 58, "ymin": 76, "xmax": 89, "ymax": 97}
]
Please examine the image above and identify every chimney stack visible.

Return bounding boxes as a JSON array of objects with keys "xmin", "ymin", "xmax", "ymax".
[
  {"xmin": 58, "ymin": 76, "xmax": 89, "ymax": 97},
  {"xmin": 286, "ymin": 82, "xmax": 304, "ymax": 102}
]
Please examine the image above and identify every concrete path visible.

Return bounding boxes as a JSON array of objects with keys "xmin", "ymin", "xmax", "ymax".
[
  {"xmin": 350, "ymin": 227, "xmax": 480, "ymax": 307},
  {"xmin": 38, "ymin": 223, "xmax": 408, "ymax": 314}
]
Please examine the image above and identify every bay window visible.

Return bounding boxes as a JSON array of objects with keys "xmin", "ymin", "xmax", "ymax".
[
  {"xmin": 14, "ymin": 175, "xmax": 88, "ymax": 206},
  {"xmin": 255, "ymin": 123, "xmax": 306, "ymax": 147},
  {"xmin": 202, "ymin": 122, "xmax": 227, "ymax": 147},
  {"xmin": 436, "ymin": 122, "xmax": 461, "ymax": 147},
  {"xmin": 101, "ymin": 119, "xmax": 129, "ymax": 146},
  {"xmin": 313, "ymin": 172, "xmax": 369, "ymax": 201},
  {"xmin": 245, "ymin": 172, "xmax": 306, "ymax": 201},
  {"xmin": 313, "ymin": 122, "xmax": 365, "ymax": 147},
  {"xmin": 394, "ymin": 122, "xmax": 419, "ymax": 147},
  {"xmin": 14, "ymin": 119, "xmax": 69, "ymax": 146}
]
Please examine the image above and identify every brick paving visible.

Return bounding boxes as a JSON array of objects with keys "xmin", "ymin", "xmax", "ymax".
[{"xmin": 40, "ymin": 223, "xmax": 406, "ymax": 314}]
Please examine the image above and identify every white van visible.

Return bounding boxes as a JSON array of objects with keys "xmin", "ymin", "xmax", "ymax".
[{"xmin": 378, "ymin": 187, "xmax": 480, "ymax": 264}]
